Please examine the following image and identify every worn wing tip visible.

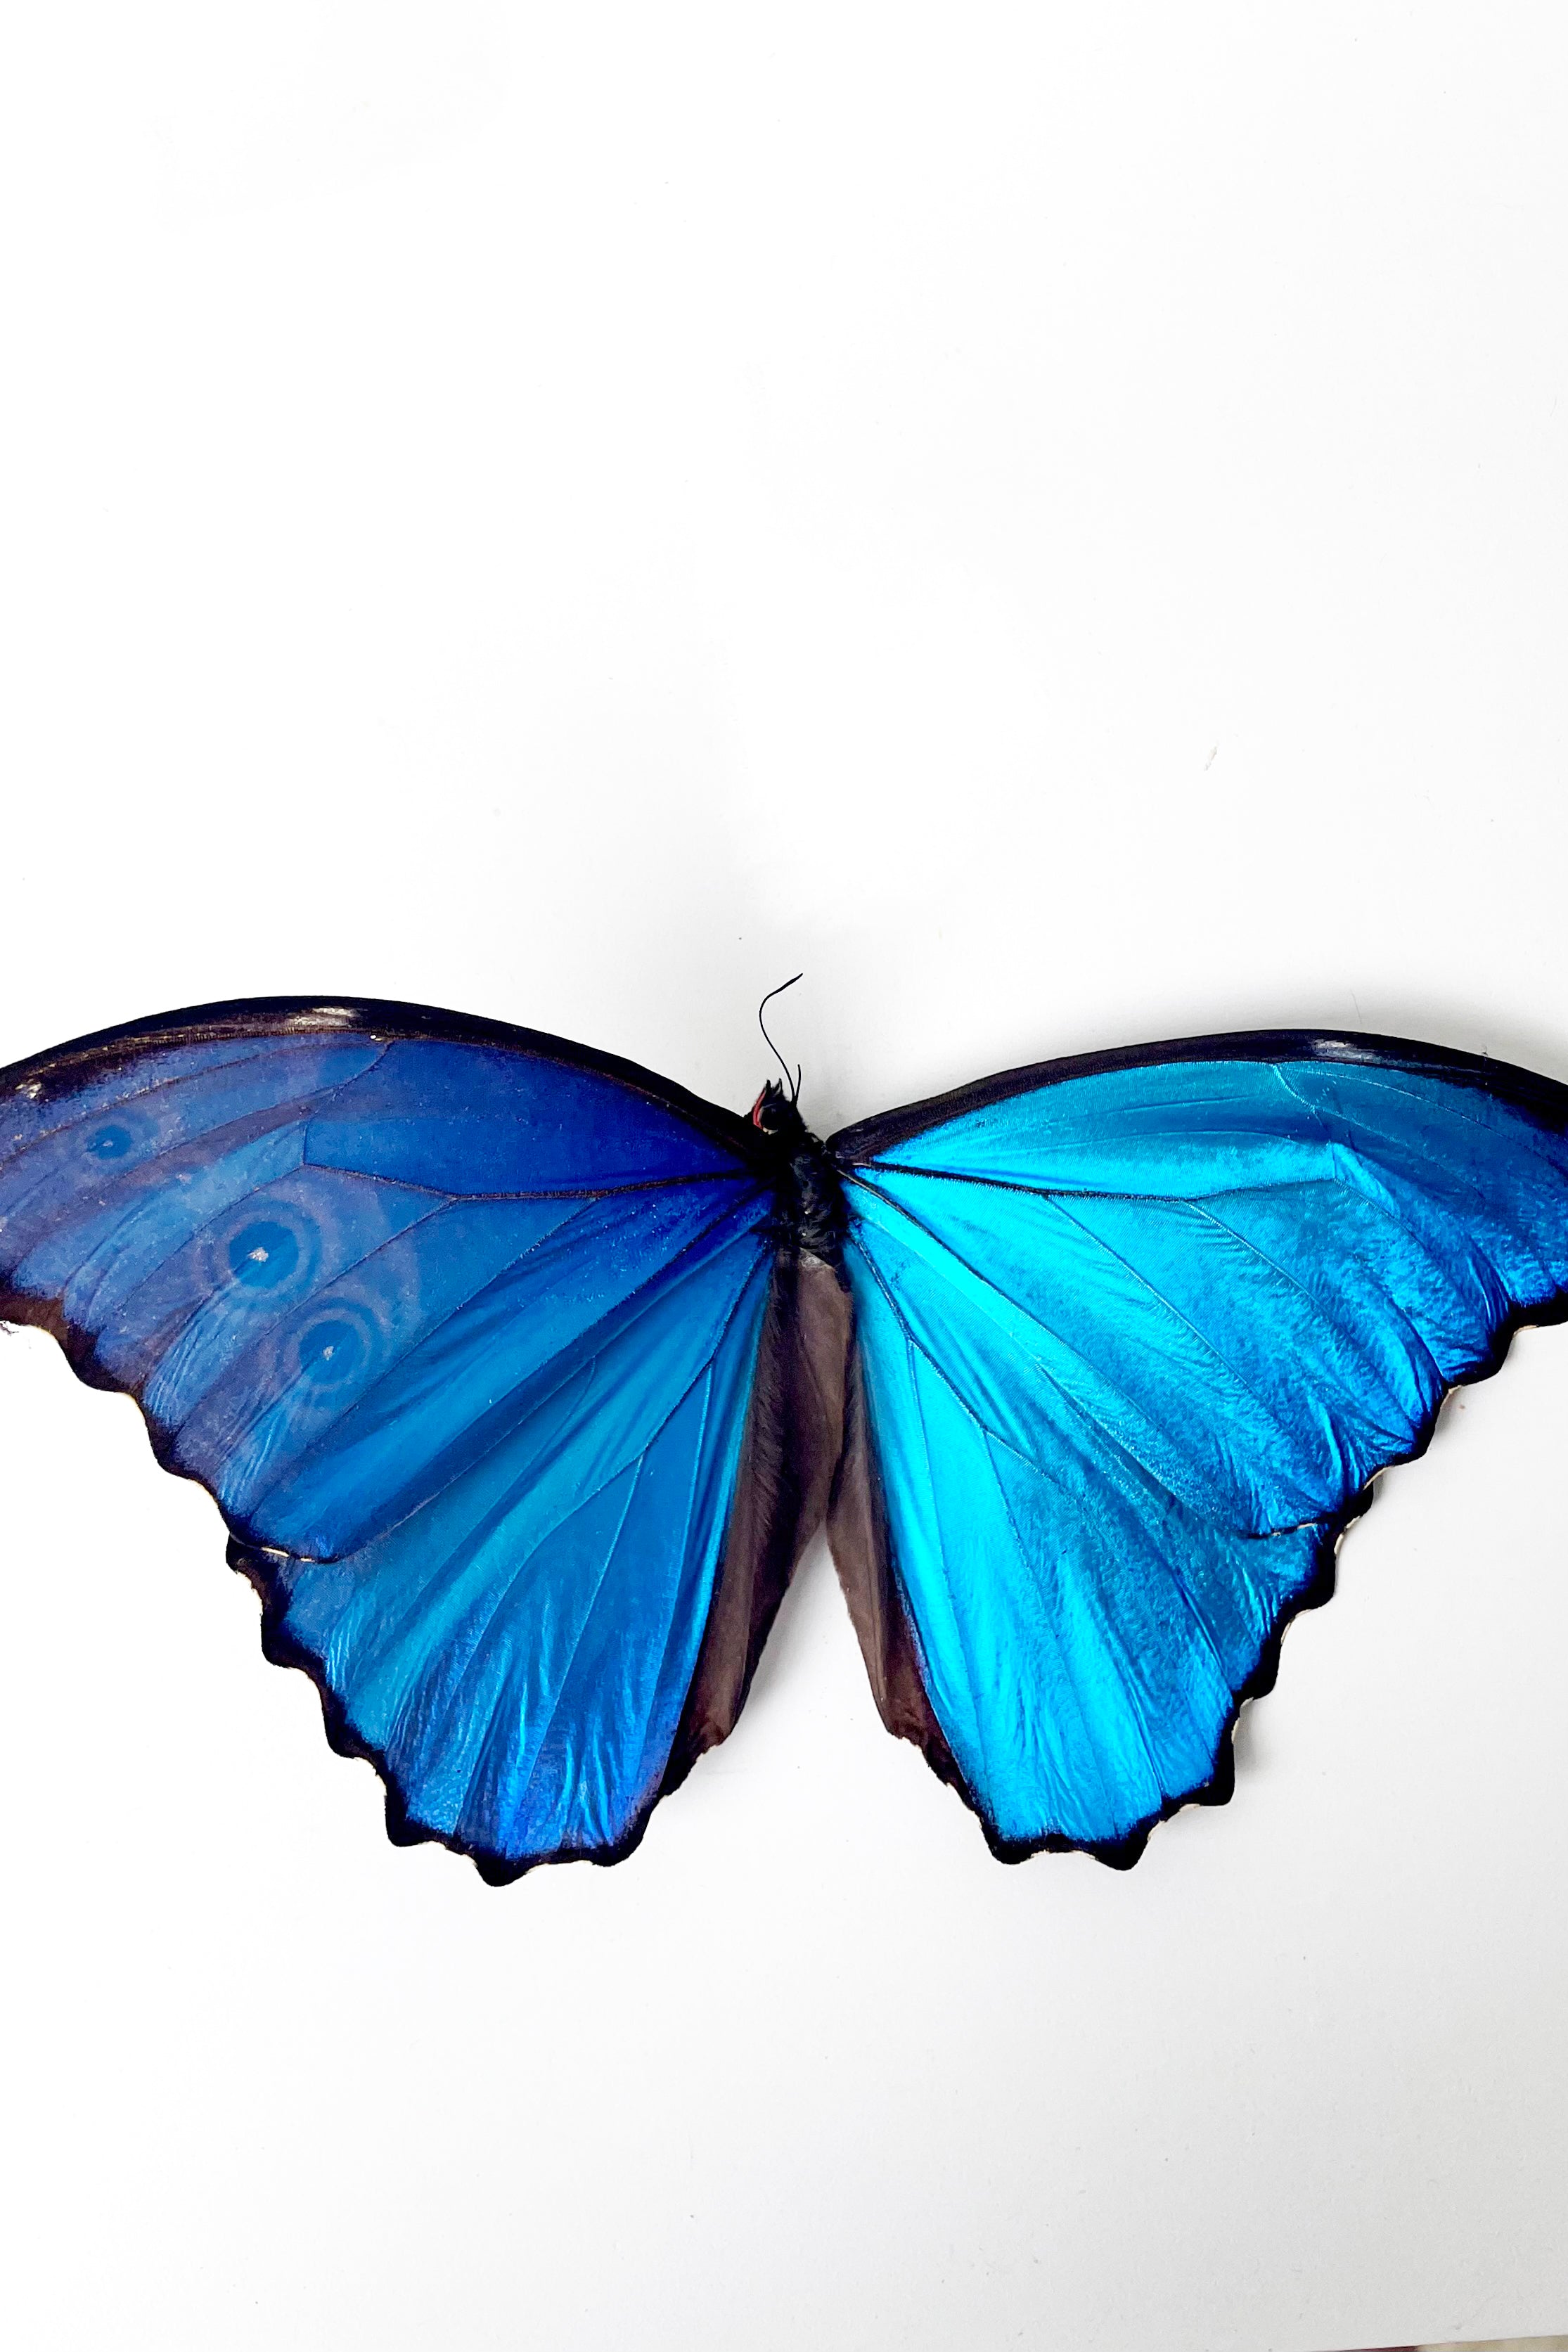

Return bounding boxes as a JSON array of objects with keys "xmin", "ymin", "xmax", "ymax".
[{"xmin": 278, "ymin": 1003, "xmax": 365, "ymax": 1033}]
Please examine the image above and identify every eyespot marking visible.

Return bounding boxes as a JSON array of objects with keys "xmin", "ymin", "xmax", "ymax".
[
  {"xmin": 228, "ymin": 1219, "xmax": 302, "ymax": 1288},
  {"xmin": 300, "ymin": 1316, "xmax": 364, "ymax": 1384}
]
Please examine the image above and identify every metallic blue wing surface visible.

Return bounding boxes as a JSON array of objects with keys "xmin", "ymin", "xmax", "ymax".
[
  {"xmin": 0, "ymin": 999, "xmax": 773, "ymax": 1877},
  {"xmin": 832, "ymin": 1036, "xmax": 1568, "ymax": 1861},
  {"xmin": 13, "ymin": 1001, "xmax": 1568, "ymax": 1879}
]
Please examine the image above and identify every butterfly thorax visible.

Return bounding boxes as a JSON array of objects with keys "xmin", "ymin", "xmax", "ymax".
[{"xmin": 749, "ymin": 1082, "xmax": 848, "ymax": 1264}]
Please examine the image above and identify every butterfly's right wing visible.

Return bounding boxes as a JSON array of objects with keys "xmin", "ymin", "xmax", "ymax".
[{"xmin": 0, "ymin": 997, "xmax": 831, "ymax": 1880}]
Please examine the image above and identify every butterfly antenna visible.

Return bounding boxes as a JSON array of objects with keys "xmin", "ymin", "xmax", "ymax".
[{"xmin": 758, "ymin": 974, "xmax": 804, "ymax": 1103}]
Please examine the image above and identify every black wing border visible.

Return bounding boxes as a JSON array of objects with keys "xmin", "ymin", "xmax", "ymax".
[
  {"xmin": 0, "ymin": 991, "xmax": 762, "ymax": 1166},
  {"xmin": 830, "ymin": 1026, "xmax": 1568, "ymax": 1162}
]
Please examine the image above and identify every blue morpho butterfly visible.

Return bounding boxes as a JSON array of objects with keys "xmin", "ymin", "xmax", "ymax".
[{"xmin": 3, "ymin": 987, "xmax": 1567, "ymax": 1883}]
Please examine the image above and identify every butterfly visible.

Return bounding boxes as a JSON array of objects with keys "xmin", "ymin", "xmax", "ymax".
[{"xmin": 3, "ymin": 990, "xmax": 1566, "ymax": 1883}]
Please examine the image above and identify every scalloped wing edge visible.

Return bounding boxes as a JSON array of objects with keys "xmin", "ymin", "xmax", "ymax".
[
  {"xmin": 870, "ymin": 1282, "xmax": 1568, "ymax": 1869},
  {"xmin": 4, "ymin": 1236, "xmax": 836, "ymax": 1887},
  {"xmin": 0, "ymin": 1271, "xmax": 669, "ymax": 1883}
]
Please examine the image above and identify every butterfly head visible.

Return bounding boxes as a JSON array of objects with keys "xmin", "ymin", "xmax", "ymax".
[{"xmin": 750, "ymin": 1079, "xmax": 804, "ymax": 1141}]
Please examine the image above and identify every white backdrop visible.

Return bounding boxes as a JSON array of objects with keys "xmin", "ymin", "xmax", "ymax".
[{"xmin": 2, "ymin": 10, "xmax": 1565, "ymax": 2349}]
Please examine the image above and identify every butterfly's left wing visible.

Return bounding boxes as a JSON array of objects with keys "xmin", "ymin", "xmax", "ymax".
[
  {"xmin": 0, "ymin": 996, "xmax": 816, "ymax": 1880},
  {"xmin": 830, "ymin": 1033, "xmax": 1568, "ymax": 1863}
]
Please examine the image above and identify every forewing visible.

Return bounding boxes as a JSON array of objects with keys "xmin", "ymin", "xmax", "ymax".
[
  {"xmin": 0, "ymin": 998, "xmax": 776, "ymax": 1875},
  {"xmin": 833, "ymin": 1037, "xmax": 1568, "ymax": 1859}
]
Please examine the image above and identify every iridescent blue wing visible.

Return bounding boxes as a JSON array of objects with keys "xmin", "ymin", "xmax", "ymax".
[
  {"xmin": 830, "ymin": 1034, "xmax": 1568, "ymax": 1864},
  {"xmin": 0, "ymin": 998, "xmax": 785, "ymax": 1879}
]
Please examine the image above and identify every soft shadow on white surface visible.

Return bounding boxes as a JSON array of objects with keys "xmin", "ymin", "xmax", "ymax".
[{"xmin": 2, "ymin": 8, "xmax": 1567, "ymax": 2351}]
